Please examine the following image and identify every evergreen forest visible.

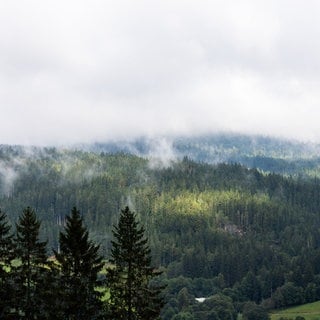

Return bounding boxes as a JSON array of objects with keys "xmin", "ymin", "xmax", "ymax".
[{"xmin": 1, "ymin": 137, "xmax": 320, "ymax": 319}]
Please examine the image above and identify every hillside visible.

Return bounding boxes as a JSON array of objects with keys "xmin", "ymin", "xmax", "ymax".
[
  {"xmin": 87, "ymin": 133, "xmax": 320, "ymax": 176},
  {"xmin": 271, "ymin": 301, "xmax": 320, "ymax": 320},
  {"xmin": 1, "ymin": 138, "xmax": 320, "ymax": 318}
]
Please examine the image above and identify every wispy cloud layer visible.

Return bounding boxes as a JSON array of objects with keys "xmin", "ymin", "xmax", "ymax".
[{"xmin": 1, "ymin": 0, "xmax": 320, "ymax": 145}]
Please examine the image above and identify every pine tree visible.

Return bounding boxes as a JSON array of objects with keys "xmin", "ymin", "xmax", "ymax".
[
  {"xmin": 107, "ymin": 206, "xmax": 164, "ymax": 320},
  {"xmin": 14, "ymin": 207, "xmax": 49, "ymax": 319},
  {"xmin": 54, "ymin": 207, "xmax": 105, "ymax": 319},
  {"xmin": 0, "ymin": 209, "xmax": 15, "ymax": 317}
]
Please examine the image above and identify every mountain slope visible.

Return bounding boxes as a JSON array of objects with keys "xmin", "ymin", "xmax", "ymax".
[
  {"xmin": 85, "ymin": 133, "xmax": 320, "ymax": 175},
  {"xmin": 1, "ymin": 140, "xmax": 320, "ymax": 318}
]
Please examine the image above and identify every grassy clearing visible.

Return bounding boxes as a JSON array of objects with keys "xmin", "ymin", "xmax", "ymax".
[{"xmin": 271, "ymin": 301, "xmax": 320, "ymax": 320}]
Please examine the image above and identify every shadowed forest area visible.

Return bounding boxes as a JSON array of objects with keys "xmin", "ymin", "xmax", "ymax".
[
  {"xmin": 1, "ymin": 144, "xmax": 320, "ymax": 319},
  {"xmin": 0, "ymin": 206, "xmax": 163, "ymax": 319}
]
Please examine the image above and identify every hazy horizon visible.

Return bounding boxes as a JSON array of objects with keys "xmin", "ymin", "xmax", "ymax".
[{"xmin": 1, "ymin": 1, "xmax": 320, "ymax": 145}]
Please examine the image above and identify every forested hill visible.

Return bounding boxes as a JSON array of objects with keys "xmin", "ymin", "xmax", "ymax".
[
  {"xmin": 2, "ymin": 144, "xmax": 320, "ymax": 318},
  {"xmin": 87, "ymin": 133, "xmax": 320, "ymax": 175}
]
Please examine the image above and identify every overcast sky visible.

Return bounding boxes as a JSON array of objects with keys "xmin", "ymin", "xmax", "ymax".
[{"xmin": 1, "ymin": 0, "xmax": 320, "ymax": 145}]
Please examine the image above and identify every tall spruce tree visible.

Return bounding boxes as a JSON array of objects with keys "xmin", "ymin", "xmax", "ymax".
[
  {"xmin": 54, "ymin": 207, "xmax": 104, "ymax": 320},
  {"xmin": 0, "ymin": 209, "xmax": 15, "ymax": 317},
  {"xmin": 107, "ymin": 206, "xmax": 164, "ymax": 320},
  {"xmin": 14, "ymin": 207, "xmax": 49, "ymax": 319}
]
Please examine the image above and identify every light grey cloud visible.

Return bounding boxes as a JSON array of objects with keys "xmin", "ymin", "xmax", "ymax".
[{"xmin": 1, "ymin": 0, "xmax": 320, "ymax": 145}]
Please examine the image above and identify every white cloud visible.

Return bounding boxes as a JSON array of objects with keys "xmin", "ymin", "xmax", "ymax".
[{"xmin": 1, "ymin": 0, "xmax": 320, "ymax": 145}]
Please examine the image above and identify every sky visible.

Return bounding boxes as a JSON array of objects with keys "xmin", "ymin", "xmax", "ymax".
[{"xmin": 1, "ymin": 0, "xmax": 320, "ymax": 145}]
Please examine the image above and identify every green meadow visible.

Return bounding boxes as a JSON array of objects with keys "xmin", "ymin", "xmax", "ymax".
[{"xmin": 271, "ymin": 301, "xmax": 320, "ymax": 320}]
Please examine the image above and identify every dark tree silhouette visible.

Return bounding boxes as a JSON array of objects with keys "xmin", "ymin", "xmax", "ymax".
[
  {"xmin": 14, "ymin": 207, "xmax": 49, "ymax": 319},
  {"xmin": 54, "ymin": 207, "xmax": 104, "ymax": 319},
  {"xmin": 107, "ymin": 206, "xmax": 164, "ymax": 320},
  {"xmin": 0, "ymin": 209, "xmax": 15, "ymax": 317}
]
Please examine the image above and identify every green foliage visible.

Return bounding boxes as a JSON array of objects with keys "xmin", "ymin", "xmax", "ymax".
[
  {"xmin": 187, "ymin": 293, "xmax": 237, "ymax": 320},
  {"xmin": 0, "ymin": 205, "xmax": 165, "ymax": 318},
  {"xmin": 272, "ymin": 283, "xmax": 305, "ymax": 308},
  {"xmin": 107, "ymin": 206, "xmax": 164, "ymax": 320},
  {"xmin": 0, "ymin": 209, "xmax": 15, "ymax": 317},
  {"xmin": 203, "ymin": 294, "xmax": 237, "ymax": 320},
  {"xmin": 242, "ymin": 301, "xmax": 270, "ymax": 320},
  {"xmin": 14, "ymin": 207, "xmax": 50, "ymax": 319},
  {"xmin": 3, "ymin": 146, "xmax": 320, "ymax": 317},
  {"xmin": 54, "ymin": 207, "xmax": 105, "ymax": 319},
  {"xmin": 240, "ymin": 271, "xmax": 262, "ymax": 303},
  {"xmin": 172, "ymin": 311, "xmax": 195, "ymax": 320}
]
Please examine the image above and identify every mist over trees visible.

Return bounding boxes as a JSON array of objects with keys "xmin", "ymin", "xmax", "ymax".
[{"xmin": 1, "ymin": 140, "xmax": 320, "ymax": 318}]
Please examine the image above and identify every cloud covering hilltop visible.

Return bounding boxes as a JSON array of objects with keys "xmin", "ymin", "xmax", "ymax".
[{"xmin": 1, "ymin": 0, "xmax": 320, "ymax": 145}]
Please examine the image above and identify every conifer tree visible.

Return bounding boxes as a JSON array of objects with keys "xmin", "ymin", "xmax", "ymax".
[
  {"xmin": 107, "ymin": 206, "xmax": 164, "ymax": 320},
  {"xmin": 14, "ymin": 207, "xmax": 49, "ymax": 319},
  {"xmin": 54, "ymin": 206, "xmax": 104, "ymax": 319},
  {"xmin": 0, "ymin": 209, "xmax": 15, "ymax": 317}
]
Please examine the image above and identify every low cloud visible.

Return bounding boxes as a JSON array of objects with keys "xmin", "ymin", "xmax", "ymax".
[
  {"xmin": 0, "ymin": 164, "xmax": 18, "ymax": 196},
  {"xmin": 1, "ymin": 0, "xmax": 320, "ymax": 145},
  {"xmin": 147, "ymin": 137, "xmax": 177, "ymax": 168}
]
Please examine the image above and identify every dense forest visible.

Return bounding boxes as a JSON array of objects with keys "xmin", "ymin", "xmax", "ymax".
[
  {"xmin": 88, "ymin": 134, "xmax": 320, "ymax": 176},
  {"xmin": 1, "ymin": 137, "xmax": 320, "ymax": 319},
  {"xmin": 0, "ymin": 206, "xmax": 163, "ymax": 319}
]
